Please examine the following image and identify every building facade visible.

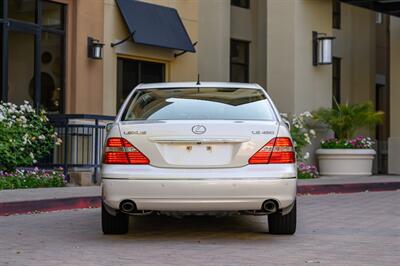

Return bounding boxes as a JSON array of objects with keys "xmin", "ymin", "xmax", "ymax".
[{"xmin": 1, "ymin": 0, "xmax": 400, "ymax": 174}]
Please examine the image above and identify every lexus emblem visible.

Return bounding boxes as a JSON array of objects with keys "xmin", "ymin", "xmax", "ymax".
[{"xmin": 192, "ymin": 125, "xmax": 206, "ymax": 135}]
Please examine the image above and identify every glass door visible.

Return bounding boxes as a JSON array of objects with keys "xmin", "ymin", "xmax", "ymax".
[
  {"xmin": 7, "ymin": 26, "xmax": 38, "ymax": 107},
  {"xmin": 0, "ymin": 0, "xmax": 66, "ymax": 113},
  {"xmin": 117, "ymin": 58, "xmax": 165, "ymax": 110}
]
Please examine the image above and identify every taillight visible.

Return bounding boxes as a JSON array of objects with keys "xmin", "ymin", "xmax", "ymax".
[
  {"xmin": 103, "ymin": 137, "xmax": 150, "ymax": 164},
  {"xmin": 249, "ymin": 137, "xmax": 295, "ymax": 164}
]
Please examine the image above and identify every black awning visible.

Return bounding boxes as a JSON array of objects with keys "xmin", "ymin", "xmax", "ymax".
[
  {"xmin": 340, "ymin": 0, "xmax": 400, "ymax": 17},
  {"xmin": 115, "ymin": 0, "xmax": 195, "ymax": 52}
]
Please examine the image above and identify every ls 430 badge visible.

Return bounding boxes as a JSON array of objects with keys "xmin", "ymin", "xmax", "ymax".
[
  {"xmin": 123, "ymin": 130, "xmax": 147, "ymax": 135},
  {"xmin": 252, "ymin": 130, "xmax": 275, "ymax": 135}
]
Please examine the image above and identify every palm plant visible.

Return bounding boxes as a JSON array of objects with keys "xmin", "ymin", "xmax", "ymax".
[{"xmin": 313, "ymin": 100, "xmax": 384, "ymax": 140}]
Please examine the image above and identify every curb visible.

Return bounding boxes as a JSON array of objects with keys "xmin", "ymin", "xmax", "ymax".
[
  {"xmin": 0, "ymin": 196, "xmax": 101, "ymax": 216},
  {"xmin": 297, "ymin": 182, "xmax": 400, "ymax": 195},
  {"xmin": 1, "ymin": 182, "xmax": 399, "ymax": 216}
]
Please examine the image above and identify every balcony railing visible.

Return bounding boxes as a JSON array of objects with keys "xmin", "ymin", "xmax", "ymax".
[{"xmin": 36, "ymin": 114, "xmax": 115, "ymax": 183}]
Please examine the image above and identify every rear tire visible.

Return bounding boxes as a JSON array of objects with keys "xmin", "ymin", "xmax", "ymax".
[
  {"xmin": 268, "ymin": 201, "xmax": 296, "ymax": 235},
  {"xmin": 102, "ymin": 202, "xmax": 129, "ymax": 234}
]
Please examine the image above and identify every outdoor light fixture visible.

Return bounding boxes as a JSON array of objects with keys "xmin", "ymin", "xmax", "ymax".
[
  {"xmin": 312, "ymin": 31, "xmax": 335, "ymax": 66},
  {"xmin": 88, "ymin": 37, "xmax": 105, "ymax": 60}
]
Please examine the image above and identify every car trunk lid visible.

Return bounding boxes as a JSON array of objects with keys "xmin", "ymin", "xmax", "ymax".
[{"xmin": 118, "ymin": 120, "xmax": 279, "ymax": 168}]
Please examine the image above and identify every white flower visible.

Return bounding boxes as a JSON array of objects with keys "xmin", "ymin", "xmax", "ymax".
[
  {"xmin": 55, "ymin": 138, "xmax": 62, "ymax": 145},
  {"xmin": 29, "ymin": 152, "xmax": 35, "ymax": 159},
  {"xmin": 309, "ymin": 129, "xmax": 316, "ymax": 137},
  {"xmin": 303, "ymin": 111, "xmax": 313, "ymax": 118},
  {"xmin": 38, "ymin": 135, "xmax": 46, "ymax": 140},
  {"xmin": 303, "ymin": 152, "xmax": 310, "ymax": 160},
  {"xmin": 22, "ymin": 133, "xmax": 31, "ymax": 145}
]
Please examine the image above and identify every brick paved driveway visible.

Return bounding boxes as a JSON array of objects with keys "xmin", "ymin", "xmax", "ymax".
[{"xmin": 0, "ymin": 191, "xmax": 399, "ymax": 266}]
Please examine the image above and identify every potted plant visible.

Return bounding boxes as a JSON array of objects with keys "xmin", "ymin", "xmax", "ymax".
[{"xmin": 313, "ymin": 101, "xmax": 384, "ymax": 176}]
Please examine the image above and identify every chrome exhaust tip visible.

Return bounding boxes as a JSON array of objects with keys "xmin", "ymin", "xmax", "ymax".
[
  {"xmin": 262, "ymin": 200, "xmax": 277, "ymax": 214},
  {"xmin": 120, "ymin": 200, "xmax": 136, "ymax": 213}
]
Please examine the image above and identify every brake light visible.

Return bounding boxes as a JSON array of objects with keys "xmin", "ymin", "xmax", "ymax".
[
  {"xmin": 103, "ymin": 137, "xmax": 150, "ymax": 164},
  {"xmin": 248, "ymin": 137, "xmax": 295, "ymax": 164}
]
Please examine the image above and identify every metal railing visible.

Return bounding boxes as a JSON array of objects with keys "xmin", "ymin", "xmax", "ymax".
[{"xmin": 37, "ymin": 114, "xmax": 115, "ymax": 183}]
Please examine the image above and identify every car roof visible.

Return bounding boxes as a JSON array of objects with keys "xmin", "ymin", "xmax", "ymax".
[{"xmin": 136, "ymin": 82, "xmax": 264, "ymax": 90}]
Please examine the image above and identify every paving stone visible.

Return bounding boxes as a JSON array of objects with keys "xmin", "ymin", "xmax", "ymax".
[{"xmin": 0, "ymin": 191, "xmax": 399, "ymax": 266}]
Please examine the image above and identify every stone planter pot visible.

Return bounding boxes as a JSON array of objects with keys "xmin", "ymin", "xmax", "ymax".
[{"xmin": 316, "ymin": 149, "xmax": 376, "ymax": 176}]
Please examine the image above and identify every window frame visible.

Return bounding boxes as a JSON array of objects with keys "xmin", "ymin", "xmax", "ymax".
[
  {"xmin": 332, "ymin": 56, "xmax": 341, "ymax": 107},
  {"xmin": 117, "ymin": 57, "xmax": 166, "ymax": 111},
  {"xmin": 333, "ymin": 0, "xmax": 341, "ymax": 30},
  {"xmin": 230, "ymin": 39, "xmax": 250, "ymax": 83},
  {"xmin": 0, "ymin": 0, "xmax": 67, "ymax": 113}
]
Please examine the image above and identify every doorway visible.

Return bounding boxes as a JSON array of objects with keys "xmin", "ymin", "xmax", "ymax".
[
  {"xmin": 117, "ymin": 58, "xmax": 165, "ymax": 110},
  {"xmin": 376, "ymin": 84, "xmax": 390, "ymax": 174}
]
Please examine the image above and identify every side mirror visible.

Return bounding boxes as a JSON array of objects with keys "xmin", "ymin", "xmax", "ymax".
[{"xmin": 105, "ymin": 123, "xmax": 113, "ymax": 132}]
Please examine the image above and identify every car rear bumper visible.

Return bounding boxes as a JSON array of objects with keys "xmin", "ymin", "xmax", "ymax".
[{"xmin": 102, "ymin": 178, "xmax": 297, "ymax": 212}]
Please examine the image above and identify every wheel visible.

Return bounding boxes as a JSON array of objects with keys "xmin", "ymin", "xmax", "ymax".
[
  {"xmin": 102, "ymin": 202, "xmax": 129, "ymax": 234},
  {"xmin": 268, "ymin": 201, "xmax": 296, "ymax": 235}
]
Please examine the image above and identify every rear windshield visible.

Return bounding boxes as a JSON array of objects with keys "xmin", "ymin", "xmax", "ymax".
[{"xmin": 121, "ymin": 88, "xmax": 276, "ymax": 121}]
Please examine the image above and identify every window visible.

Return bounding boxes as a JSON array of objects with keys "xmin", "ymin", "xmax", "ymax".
[
  {"xmin": 40, "ymin": 32, "xmax": 64, "ymax": 112},
  {"xmin": 231, "ymin": 0, "xmax": 250, "ymax": 9},
  {"xmin": 332, "ymin": 57, "xmax": 341, "ymax": 107},
  {"xmin": 333, "ymin": 0, "xmax": 341, "ymax": 29},
  {"xmin": 42, "ymin": 1, "xmax": 65, "ymax": 30},
  {"xmin": 0, "ymin": 0, "xmax": 66, "ymax": 113},
  {"xmin": 0, "ymin": 1, "xmax": 4, "ymax": 18},
  {"xmin": 9, "ymin": 0, "xmax": 37, "ymax": 23},
  {"xmin": 122, "ymin": 88, "xmax": 276, "ymax": 121},
  {"xmin": 8, "ymin": 30, "xmax": 35, "ymax": 107},
  {"xmin": 230, "ymin": 39, "xmax": 249, "ymax": 83},
  {"xmin": 117, "ymin": 58, "xmax": 165, "ymax": 110}
]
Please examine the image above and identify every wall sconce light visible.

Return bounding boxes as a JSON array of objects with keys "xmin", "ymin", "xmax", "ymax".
[
  {"xmin": 312, "ymin": 31, "xmax": 335, "ymax": 66},
  {"xmin": 88, "ymin": 37, "xmax": 105, "ymax": 60}
]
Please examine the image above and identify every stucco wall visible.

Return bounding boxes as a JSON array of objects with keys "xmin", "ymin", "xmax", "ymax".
[
  {"xmin": 103, "ymin": 0, "xmax": 199, "ymax": 115},
  {"xmin": 333, "ymin": 4, "xmax": 376, "ymax": 105},
  {"xmin": 198, "ymin": 0, "xmax": 230, "ymax": 82},
  {"xmin": 267, "ymin": 0, "xmax": 332, "ymax": 115},
  {"xmin": 267, "ymin": 0, "xmax": 295, "ymax": 114},
  {"xmin": 293, "ymin": 0, "xmax": 332, "ymax": 114},
  {"xmin": 389, "ymin": 17, "xmax": 400, "ymax": 174},
  {"xmin": 230, "ymin": 0, "xmax": 267, "ymax": 88},
  {"xmin": 69, "ymin": 0, "xmax": 104, "ymax": 114}
]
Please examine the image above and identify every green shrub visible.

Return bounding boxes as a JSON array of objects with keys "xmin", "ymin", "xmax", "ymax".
[
  {"xmin": 281, "ymin": 111, "xmax": 316, "ymax": 162},
  {"xmin": 281, "ymin": 112, "xmax": 319, "ymax": 179},
  {"xmin": 0, "ymin": 102, "xmax": 61, "ymax": 172},
  {"xmin": 298, "ymin": 162, "xmax": 319, "ymax": 179},
  {"xmin": 0, "ymin": 168, "xmax": 65, "ymax": 190},
  {"xmin": 313, "ymin": 101, "xmax": 384, "ymax": 140}
]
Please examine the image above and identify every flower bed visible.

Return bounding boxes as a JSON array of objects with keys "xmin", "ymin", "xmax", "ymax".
[
  {"xmin": 282, "ymin": 112, "xmax": 319, "ymax": 179},
  {"xmin": 321, "ymin": 136, "xmax": 374, "ymax": 149},
  {"xmin": 0, "ymin": 168, "xmax": 65, "ymax": 190},
  {"xmin": 298, "ymin": 162, "xmax": 319, "ymax": 179}
]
